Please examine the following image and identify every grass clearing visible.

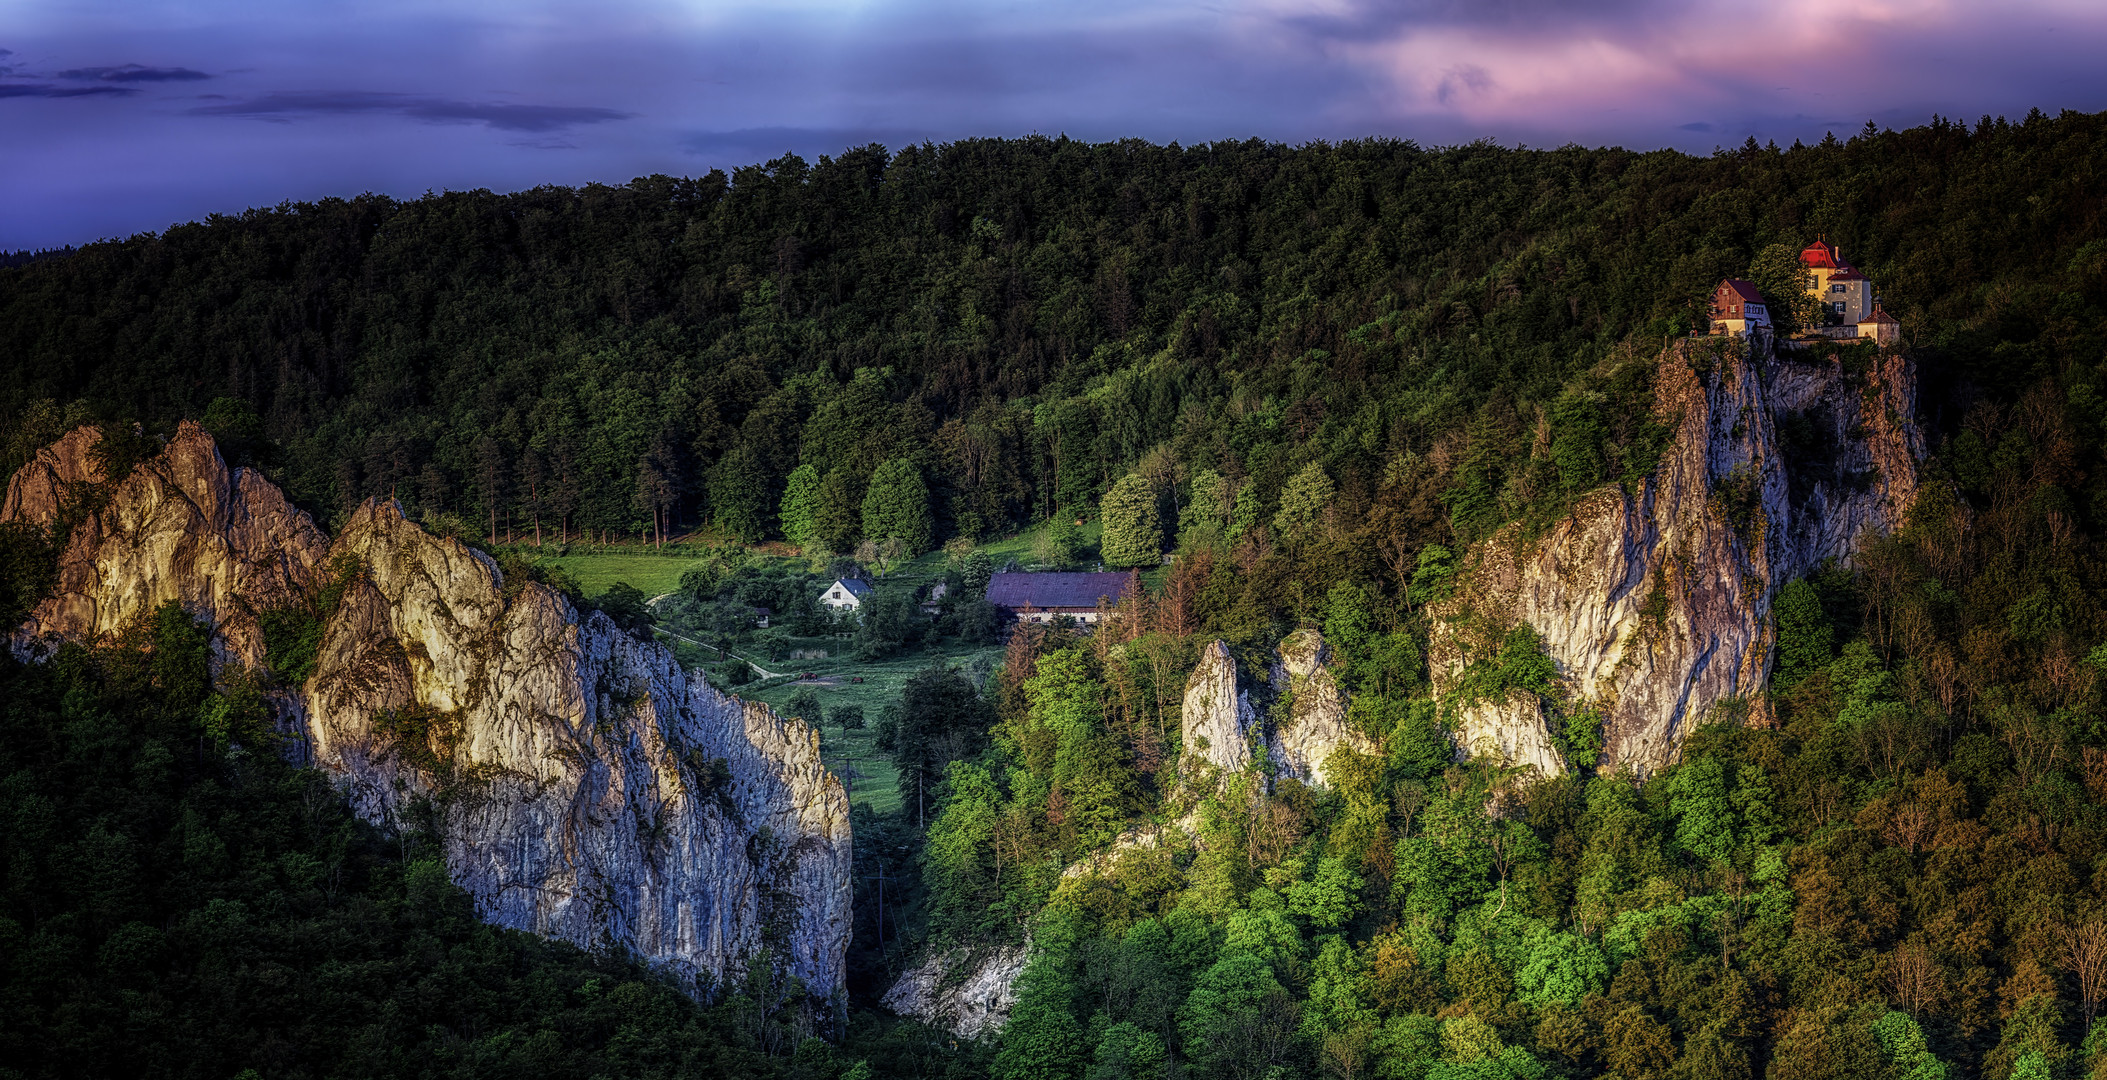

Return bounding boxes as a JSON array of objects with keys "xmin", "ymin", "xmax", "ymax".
[
  {"xmin": 736, "ymin": 638, "xmax": 1003, "ymax": 815},
  {"xmin": 536, "ymin": 550, "xmax": 721, "ymax": 597}
]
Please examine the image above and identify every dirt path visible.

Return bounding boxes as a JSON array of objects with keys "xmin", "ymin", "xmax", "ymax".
[{"xmin": 651, "ymin": 626, "xmax": 782, "ymax": 680}]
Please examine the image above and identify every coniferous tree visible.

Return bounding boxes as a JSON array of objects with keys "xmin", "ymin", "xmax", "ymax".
[
  {"xmin": 963, "ymin": 549, "xmax": 994, "ymax": 596},
  {"xmin": 475, "ymin": 435, "xmax": 508, "ymax": 544},
  {"xmin": 708, "ymin": 443, "xmax": 771, "ymax": 543}
]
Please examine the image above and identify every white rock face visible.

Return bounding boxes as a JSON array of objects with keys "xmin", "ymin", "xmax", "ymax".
[
  {"xmin": 4, "ymin": 428, "xmax": 852, "ymax": 997},
  {"xmin": 1430, "ymin": 335, "xmax": 1924, "ymax": 778},
  {"xmin": 1179, "ymin": 640, "xmax": 1259, "ymax": 779},
  {"xmin": 1450, "ymin": 690, "xmax": 1566, "ymax": 778},
  {"xmin": 1267, "ymin": 628, "xmax": 1380, "ymax": 787},
  {"xmin": 1177, "ymin": 631, "xmax": 1376, "ymax": 790},
  {"xmin": 882, "ymin": 946, "xmax": 1031, "ymax": 1040}
]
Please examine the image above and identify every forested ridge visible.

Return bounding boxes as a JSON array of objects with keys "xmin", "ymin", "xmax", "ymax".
[
  {"xmin": 3, "ymin": 110, "xmax": 2107, "ymax": 1080},
  {"xmin": 1, "ymin": 111, "xmax": 2102, "ymax": 547}
]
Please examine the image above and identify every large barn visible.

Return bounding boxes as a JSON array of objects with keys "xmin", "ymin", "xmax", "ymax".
[{"xmin": 985, "ymin": 571, "xmax": 1139, "ymax": 625}]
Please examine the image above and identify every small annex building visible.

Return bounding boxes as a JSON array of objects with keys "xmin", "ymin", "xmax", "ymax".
[
  {"xmin": 986, "ymin": 571, "xmax": 1139, "ymax": 625},
  {"xmin": 818, "ymin": 578, "xmax": 872, "ymax": 614},
  {"xmin": 1710, "ymin": 279, "xmax": 1771, "ymax": 337},
  {"xmin": 1858, "ymin": 304, "xmax": 1901, "ymax": 345}
]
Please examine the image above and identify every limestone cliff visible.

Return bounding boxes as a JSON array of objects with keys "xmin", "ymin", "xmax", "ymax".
[
  {"xmin": 1179, "ymin": 640, "xmax": 1259, "ymax": 779},
  {"xmin": 1176, "ymin": 630, "xmax": 1378, "ymax": 788},
  {"xmin": 1430, "ymin": 335, "xmax": 1923, "ymax": 777},
  {"xmin": 1267, "ymin": 628, "xmax": 1380, "ymax": 787},
  {"xmin": 3, "ymin": 426, "xmax": 852, "ymax": 997}
]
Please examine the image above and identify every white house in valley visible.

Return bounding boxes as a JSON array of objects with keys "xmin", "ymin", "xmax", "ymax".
[{"xmin": 819, "ymin": 578, "xmax": 872, "ymax": 614}]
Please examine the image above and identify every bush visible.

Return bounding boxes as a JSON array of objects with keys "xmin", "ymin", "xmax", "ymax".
[
  {"xmin": 853, "ymin": 591, "xmax": 923, "ymax": 660},
  {"xmin": 591, "ymin": 582, "xmax": 655, "ymax": 636},
  {"xmin": 944, "ymin": 597, "xmax": 1002, "ymax": 645}
]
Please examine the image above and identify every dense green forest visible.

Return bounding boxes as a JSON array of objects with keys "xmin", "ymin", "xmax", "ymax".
[
  {"xmin": 0, "ymin": 598, "xmax": 984, "ymax": 1080},
  {"xmin": 3, "ymin": 111, "xmax": 2101, "ymax": 551},
  {"xmin": 4, "ymin": 109, "xmax": 2107, "ymax": 1079}
]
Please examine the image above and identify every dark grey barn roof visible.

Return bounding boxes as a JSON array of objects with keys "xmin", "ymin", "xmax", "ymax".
[{"xmin": 985, "ymin": 571, "xmax": 1137, "ymax": 611}]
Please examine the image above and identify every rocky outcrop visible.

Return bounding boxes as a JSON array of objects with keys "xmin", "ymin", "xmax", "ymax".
[
  {"xmin": 1178, "ymin": 631, "xmax": 1377, "ymax": 789},
  {"xmin": 1452, "ymin": 690, "xmax": 1566, "ymax": 778},
  {"xmin": 908, "ymin": 629, "xmax": 1371, "ymax": 1036},
  {"xmin": 5, "ymin": 422, "xmax": 331, "ymax": 668},
  {"xmin": 3, "ymin": 427, "xmax": 852, "ymax": 998},
  {"xmin": 308, "ymin": 500, "xmax": 852, "ymax": 993},
  {"xmin": 1430, "ymin": 335, "xmax": 1923, "ymax": 778},
  {"xmin": 882, "ymin": 945, "xmax": 1031, "ymax": 1040},
  {"xmin": 1179, "ymin": 640, "xmax": 1259, "ymax": 778},
  {"xmin": 1268, "ymin": 628, "xmax": 1379, "ymax": 787}
]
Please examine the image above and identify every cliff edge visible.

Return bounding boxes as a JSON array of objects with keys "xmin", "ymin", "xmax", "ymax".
[
  {"xmin": 1429, "ymin": 335, "xmax": 1923, "ymax": 777},
  {"xmin": 4, "ymin": 424, "xmax": 852, "ymax": 997}
]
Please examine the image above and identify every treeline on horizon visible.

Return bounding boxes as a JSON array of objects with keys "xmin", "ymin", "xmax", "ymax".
[{"xmin": 1, "ymin": 110, "xmax": 2102, "ymax": 559}]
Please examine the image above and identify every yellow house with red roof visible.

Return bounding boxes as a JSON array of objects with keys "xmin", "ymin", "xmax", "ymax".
[{"xmin": 1800, "ymin": 238, "xmax": 1876, "ymax": 325}]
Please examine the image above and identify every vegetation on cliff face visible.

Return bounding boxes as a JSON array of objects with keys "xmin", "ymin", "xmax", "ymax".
[{"xmin": 4, "ymin": 110, "xmax": 2107, "ymax": 1079}]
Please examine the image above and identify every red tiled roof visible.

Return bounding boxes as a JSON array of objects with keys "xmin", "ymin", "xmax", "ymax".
[
  {"xmin": 1800, "ymin": 239, "xmax": 1841, "ymax": 269},
  {"xmin": 1720, "ymin": 279, "xmax": 1765, "ymax": 303},
  {"xmin": 986, "ymin": 571, "xmax": 1138, "ymax": 611},
  {"xmin": 1860, "ymin": 306, "xmax": 1899, "ymax": 324}
]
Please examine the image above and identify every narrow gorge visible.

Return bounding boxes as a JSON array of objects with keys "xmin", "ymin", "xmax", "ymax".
[{"xmin": 3, "ymin": 423, "xmax": 852, "ymax": 999}]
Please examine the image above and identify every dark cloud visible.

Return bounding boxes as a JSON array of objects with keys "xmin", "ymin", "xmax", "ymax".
[
  {"xmin": 1679, "ymin": 121, "xmax": 1714, "ymax": 132},
  {"xmin": 192, "ymin": 91, "xmax": 632, "ymax": 133},
  {"xmin": 58, "ymin": 64, "xmax": 212, "ymax": 82},
  {"xmin": 0, "ymin": 83, "xmax": 139, "ymax": 98}
]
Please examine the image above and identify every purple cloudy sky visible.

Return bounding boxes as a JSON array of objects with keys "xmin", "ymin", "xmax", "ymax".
[{"xmin": 4, "ymin": 0, "xmax": 2105, "ymax": 251}]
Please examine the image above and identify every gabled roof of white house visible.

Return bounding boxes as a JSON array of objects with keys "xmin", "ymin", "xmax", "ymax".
[
  {"xmin": 1720, "ymin": 279, "xmax": 1766, "ymax": 304},
  {"xmin": 827, "ymin": 578, "xmax": 872, "ymax": 598}
]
